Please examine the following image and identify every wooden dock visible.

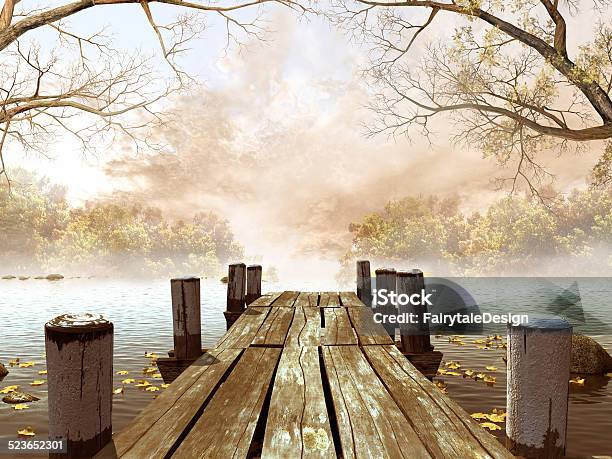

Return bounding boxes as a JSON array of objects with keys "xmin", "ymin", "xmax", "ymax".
[{"xmin": 95, "ymin": 291, "xmax": 513, "ymax": 458}]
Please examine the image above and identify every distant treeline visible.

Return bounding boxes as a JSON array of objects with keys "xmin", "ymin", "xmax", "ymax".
[
  {"xmin": 341, "ymin": 186, "xmax": 612, "ymax": 277},
  {"xmin": 0, "ymin": 170, "xmax": 243, "ymax": 277}
]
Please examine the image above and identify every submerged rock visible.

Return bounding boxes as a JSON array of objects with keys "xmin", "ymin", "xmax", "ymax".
[
  {"xmin": 1, "ymin": 275, "xmax": 16, "ymax": 280},
  {"xmin": 220, "ymin": 276, "xmax": 229, "ymax": 283},
  {"xmin": 0, "ymin": 363, "xmax": 8, "ymax": 377},
  {"xmin": 571, "ymin": 334, "xmax": 612, "ymax": 374},
  {"xmin": 46, "ymin": 274, "xmax": 64, "ymax": 281},
  {"xmin": 2, "ymin": 391, "xmax": 39, "ymax": 404},
  {"xmin": 18, "ymin": 276, "xmax": 29, "ymax": 281}
]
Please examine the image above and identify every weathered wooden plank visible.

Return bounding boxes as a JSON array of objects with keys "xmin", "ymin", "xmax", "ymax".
[
  {"xmin": 95, "ymin": 348, "xmax": 242, "ymax": 458},
  {"xmin": 250, "ymin": 292, "xmax": 282, "ymax": 307},
  {"xmin": 270, "ymin": 290, "xmax": 300, "ymax": 307},
  {"xmin": 213, "ymin": 307, "xmax": 270, "ymax": 350},
  {"xmin": 373, "ymin": 345, "xmax": 513, "ymax": 459},
  {"xmin": 252, "ymin": 306, "xmax": 295, "ymax": 346},
  {"xmin": 262, "ymin": 347, "xmax": 335, "ymax": 458},
  {"xmin": 319, "ymin": 292, "xmax": 341, "ymax": 308},
  {"xmin": 362, "ymin": 345, "xmax": 496, "ymax": 458},
  {"xmin": 285, "ymin": 305, "xmax": 321, "ymax": 348},
  {"xmin": 173, "ymin": 347, "xmax": 281, "ymax": 459},
  {"xmin": 346, "ymin": 306, "xmax": 394, "ymax": 345},
  {"xmin": 322, "ymin": 308, "xmax": 357, "ymax": 345},
  {"xmin": 322, "ymin": 346, "xmax": 430, "ymax": 458},
  {"xmin": 339, "ymin": 291, "xmax": 367, "ymax": 307},
  {"xmin": 295, "ymin": 292, "xmax": 319, "ymax": 307}
]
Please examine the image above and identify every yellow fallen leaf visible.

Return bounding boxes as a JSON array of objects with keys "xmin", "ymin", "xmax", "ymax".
[
  {"xmin": 473, "ymin": 339, "xmax": 486, "ymax": 344},
  {"xmin": 488, "ymin": 412, "xmax": 506, "ymax": 423},
  {"xmin": 437, "ymin": 369, "xmax": 448, "ymax": 375},
  {"xmin": 19, "ymin": 362, "xmax": 35, "ymax": 368},
  {"xmin": 38, "ymin": 370, "xmax": 47, "ymax": 375},
  {"xmin": 470, "ymin": 413, "xmax": 489, "ymax": 421},
  {"xmin": 445, "ymin": 361, "xmax": 461, "ymax": 370},
  {"xmin": 0, "ymin": 385, "xmax": 19, "ymax": 394},
  {"xmin": 474, "ymin": 373, "xmax": 486, "ymax": 380},
  {"xmin": 480, "ymin": 422, "xmax": 501, "ymax": 431},
  {"xmin": 8, "ymin": 359, "xmax": 20, "ymax": 366},
  {"xmin": 463, "ymin": 369, "xmax": 475, "ymax": 377},
  {"xmin": 13, "ymin": 404, "xmax": 29, "ymax": 410},
  {"xmin": 30, "ymin": 380, "xmax": 46, "ymax": 386},
  {"xmin": 483, "ymin": 375, "xmax": 497, "ymax": 384},
  {"xmin": 113, "ymin": 387, "xmax": 124, "ymax": 395},
  {"xmin": 122, "ymin": 379, "xmax": 135, "ymax": 384},
  {"xmin": 145, "ymin": 352, "xmax": 158, "ymax": 359},
  {"xmin": 485, "ymin": 366, "xmax": 498, "ymax": 372},
  {"xmin": 445, "ymin": 371, "xmax": 462, "ymax": 376},
  {"xmin": 142, "ymin": 367, "xmax": 157, "ymax": 375},
  {"xmin": 161, "ymin": 384, "xmax": 170, "ymax": 389},
  {"xmin": 570, "ymin": 377, "xmax": 585, "ymax": 385},
  {"xmin": 151, "ymin": 373, "xmax": 163, "ymax": 379},
  {"xmin": 116, "ymin": 370, "xmax": 129, "ymax": 376},
  {"xmin": 145, "ymin": 386, "xmax": 160, "ymax": 392},
  {"xmin": 135, "ymin": 380, "xmax": 151, "ymax": 388},
  {"xmin": 17, "ymin": 426, "xmax": 36, "ymax": 437}
]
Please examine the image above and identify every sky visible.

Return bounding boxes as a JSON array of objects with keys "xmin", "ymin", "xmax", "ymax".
[{"xmin": 7, "ymin": 1, "xmax": 609, "ymax": 279}]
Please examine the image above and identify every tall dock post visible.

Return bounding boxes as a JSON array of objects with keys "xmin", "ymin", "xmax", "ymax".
[
  {"xmin": 171, "ymin": 277, "xmax": 202, "ymax": 360},
  {"xmin": 356, "ymin": 260, "xmax": 372, "ymax": 307},
  {"xmin": 374, "ymin": 268, "xmax": 397, "ymax": 337},
  {"xmin": 45, "ymin": 313, "xmax": 113, "ymax": 458},
  {"xmin": 506, "ymin": 317, "xmax": 572, "ymax": 458},
  {"xmin": 398, "ymin": 269, "xmax": 431, "ymax": 353},
  {"xmin": 225, "ymin": 263, "xmax": 246, "ymax": 330},
  {"xmin": 246, "ymin": 265, "xmax": 262, "ymax": 305}
]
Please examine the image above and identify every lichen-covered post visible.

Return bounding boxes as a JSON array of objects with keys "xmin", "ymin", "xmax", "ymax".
[
  {"xmin": 356, "ymin": 260, "xmax": 372, "ymax": 307},
  {"xmin": 246, "ymin": 265, "xmax": 262, "ymax": 305},
  {"xmin": 45, "ymin": 313, "xmax": 113, "ymax": 458},
  {"xmin": 374, "ymin": 267, "xmax": 397, "ymax": 337},
  {"xmin": 224, "ymin": 263, "xmax": 246, "ymax": 330},
  {"xmin": 171, "ymin": 277, "xmax": 202, "ymax": 360},
  {"xmin": 506, "ymin": 317, "xmax": 572, "ymax": 458}
]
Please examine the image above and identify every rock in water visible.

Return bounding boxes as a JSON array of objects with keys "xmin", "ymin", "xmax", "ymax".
[
  {"xmin": 571, "ymin": 334, "xmax": 612, "ymax": 374},
  {"xmin": 46, "ymin": 274, "xmax": 64, "ymax": 281},
  {"xmin": 2, "ymin": 392, "xmax": 40, "ymax": 404},
  {"xmin": 0, "ymin": 362, "xmax": 8, "ymax": 377},
  {"xmin": 220, "ymin": 276, "xmax": 229, "ymax": 284}
]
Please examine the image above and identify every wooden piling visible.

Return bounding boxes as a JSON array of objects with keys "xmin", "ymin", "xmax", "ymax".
[
  {"xmin": 398, "ymin": 269, "xmax": 431, "ymax": 353},
  {"xmin": 224, "ymin": 263, "xmax": 246, "ymax": 330},
  {"xmin": 506, "ymin": 317, "xmax": 572, "ymax": 458},
  {"xmin": 374, "ymin": 268, "xmax": 397, "ymax": 337},
  {"xmin": 45, "ymin": 313, "xmax": 113, "ymax": 458},
  {"xmin": 246, "ymin": 265, "xmax": 262, "ymax": 305},
  {"xmin": 171, "ymin": 277, "xmax": 202, "ymax": 360},
  {"xmin": 356, "ymin": 260, "xmax": 372, "ymax": 307}
]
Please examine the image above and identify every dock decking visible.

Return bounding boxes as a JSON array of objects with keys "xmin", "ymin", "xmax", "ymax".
[{"xmin": 96, "ymin": 291, "xmax": 512, "ymax": 458}]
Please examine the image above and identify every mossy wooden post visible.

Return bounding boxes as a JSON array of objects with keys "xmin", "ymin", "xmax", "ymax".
[
  {"xmin": 356, "ymin": 260, "xmax": 372, "ymax": 307},
  {"xmin": 171, "ymin": 277, "xmax": 202, "ymax": 360},
  {"xmin": 45, "ymin": 313, "xmax": 113, "ymax": 458},
  {"xmin": 224, "ymin": 263, "xmax": 246, "ymax": 330},
  {"xmin": 246, "ymin": 265, "xmax": 262, "ymax": 305},
  {"xmin": 374, "ymin": 267, "xmax": 397, "ymax": 337},
  {"xmin": 506, "ymin": 317, "xmax": 572, "ymax": 458},
  {"xmin": 398, "ymin": 269, "xmax": 431, "ymax": 353}
]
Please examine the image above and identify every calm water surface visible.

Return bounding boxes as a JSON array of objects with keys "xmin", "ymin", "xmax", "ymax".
[{"xmin": 0, "ymin": 278, "xmax": 610, "ymax": 457}]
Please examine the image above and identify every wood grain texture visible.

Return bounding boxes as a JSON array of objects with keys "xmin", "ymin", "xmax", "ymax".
[
  {"xmin": 319, "ymin": 292, "xmax": 341, "ymax": 308},
  {"xmin": 295, "ymin": 292, "xmax": 319, "ymax": 307},
  {"xmin": 213, "ymin": 307, "xmax": 270, "ymax": 350},
  {"xmin": 270, "ymin": 290, "xmax": 300, "ymax": 307},
  {"xmin": 285, "ymin": 305, "xmax": 321, "ymax": 348},
  {"xmin": 173, "ymin": 347, "xmax": 281, "ymax": 459},
  {"xmin": 262, "ymin": 347, "xmax": 335, "ymax": 459},
  {"xmin": 369, "ymin": 345, "xmax": 513, "ymax": 459},
  {"xmin": 339, "ymin": 292, "xmax": 367, "ymax": 308},
  {"xmin": 252, "ymin": 306, "xmax": 295, "ymax": 347},
  {"xmin": 321, "ymin": 346, "xmax": 431, "ymax": 459},
  {"xmin": 346, "ymin": 306, "xmax": 394, "ymax": 345},
  {"xmin": 322, "ymin": 308, "xmax": 357, "ymax": 345},
  {"xmin": 249, "ymin": 292, "xmax": 282, "ymax": 307},
  {"xmin": 94, "ymin": 348, "xmax": 241, "ymax": 459}
]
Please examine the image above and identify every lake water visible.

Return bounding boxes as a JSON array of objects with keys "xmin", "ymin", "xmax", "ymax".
[{"xmin": 0, "ymin": 277, "xmax": 611, "ymax": 457}]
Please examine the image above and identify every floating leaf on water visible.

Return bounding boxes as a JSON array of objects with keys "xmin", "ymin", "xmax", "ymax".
[
  {"xmin": 470, "ymin": 413, "xmax": 489, "ymax": 421},
  {"xmin": 463, "ymin": 369, "xmax": 475, "ymax": 377},
  {"xmin": 480, "ymin": 422, "xmax": 501, "ymax": 431},
  {"xmin": 135, "ymin": 380, "xmax": 151, "ymax": 388},
  {"xmin": 151, "ymin": 373, "xmax": 163, "ymax": 379},
  {"xmin": 38, "ymin": 370, "xmax": 47, "ymax": 375},
  {"xmin": 145, "ymin": 352, "xmax": 158, "ymax": 359},
  {"xmin": 483, "ymin": 375, "xmax": 496, "ymax": 384},
  {"xmin": 570, "ymin": 377, "xmax": 585, "ymax": 385},
  {"xmin": 437, "ymin": 369, "xmax": 448, "ymax": 375},
  {"xmin": 488, "ymin": 412, "xmax": 506, "ymax": 423},
  {"xmin": 13, "ymin": 404, "xmax": 29, "ymax": 410},
  {"xmin": 0, "ymin": 385, "xmax": 19, "ymax": 394},
  {"xmin": 473, "ymin": 339, "xmax": 486, "ymax": 344},
  {"xmin": 474, "ymin": 373, "xmax": 486, "ymax": 380},
  {"xmin": 122, "ymin": 379, "xmax": 135, "ymax": 384},
  {"xmin": 116, "ymin": 370, "xmax": 129, "ymax": 376},
  {"xmin": 145, "ymin": 386, "xmax": 160, "ymax": 392},
  {"xmin": 445, "ymin": 371, "xmax": 462, "ymax": 376},
  {"xmin": 485, "ymin": 366, "xmax": 498, "ymax": 372},
  {"xmin": 30, "ymin": 380, "xmax": 45, "ymax": 386},
  {"xmin": 17, "ymin": 426, "xmax": 35, "ymax": 437},
  {"xmin": 19, "ymin": 362, "xmax": 35, "ymax": 368},
  {"xmin": 8, "ymin": 359, "xmax": 20, "ymax": 366},
  {"xmin": 142, "ymin": 367, "xmax": 157, "ymax": 375},
  {"xmin": 161, "ymin": 384, "xmax": 170, "ymax": 389},
  {"xmin": 445, "ymin": 361, "xmax": 461, "ymax": 370},
  {"xmin": 113, "ymin": 387, "xmax": 124, "ymax": 395}
]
